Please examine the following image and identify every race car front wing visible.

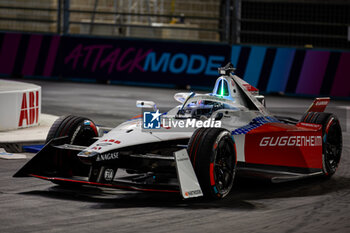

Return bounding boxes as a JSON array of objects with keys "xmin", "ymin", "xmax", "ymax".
[{"xmin": 13, "ymin": 137, "xmax": 203, "ymax": 199}]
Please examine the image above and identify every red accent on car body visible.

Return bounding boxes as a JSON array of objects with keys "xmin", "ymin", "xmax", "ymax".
[
  {"xmin": 89, "ymin": 121, "xmax": 98, "ymax": 136},
  {"xmin": 307, "ymin": 97, "xmax": 330, "ymax": 113},
  {"xmin": 244, "ymin": 123, "xmax": 323, "ymax": 169},
  {"xmin": 130, "ymin": 114, "xmax": 142, "ymax": 120},
  {"xmin": 243, "ymin": 83, "xmax": 259, "ymax": 92}
]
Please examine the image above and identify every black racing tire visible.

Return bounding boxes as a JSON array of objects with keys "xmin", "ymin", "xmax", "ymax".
[
  {"xmin": 46, "ymin": 115, "xmax": 98, "ymax": 146},
  {"xmin": 46, "ymin": 115, "xmax": 99, "ymax": 181},
  {"xmin": 301, "ymin": 112, "xmax": 342, "ymax": 177},
  {"xmin": 188, "ymin": 128, "xmax": 237, "ymax": 199}
]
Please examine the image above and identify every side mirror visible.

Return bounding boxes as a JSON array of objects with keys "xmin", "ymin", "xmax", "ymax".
[
  {"xmin": 255, "ymin": 95, "xmax": 266, "ymax": 107},
  {"xmin": 174, "ymin": 92, "xmax": 191, "ymax": 103},
  {"xmin": 136, "ymin": 100, "xmax": 157, "ymax": 110}
]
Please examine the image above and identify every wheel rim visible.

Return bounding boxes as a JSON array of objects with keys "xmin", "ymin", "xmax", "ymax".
[
  {"xmin": 214, "ymin": 135, "xmax": 235, "ymax": 194},
  {"xmin": 325, "ymin": 120, "xmax": 342, "ymax": 173},
  {"xmin": 71, "ymin": 122, "xmax": 98, "ymax": 146}
]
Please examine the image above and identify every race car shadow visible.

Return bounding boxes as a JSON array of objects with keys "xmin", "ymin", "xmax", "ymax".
[
  {"xmin": 19, "ymin": 175, "xmax": 350, "ymax": 210},
  {"xmin": 20, "ymin": 184, "xmax": 258, "ymax": 210},
  {"xmin": 230, "ymin": 175, "xmax": 350, "ymax": 200}
]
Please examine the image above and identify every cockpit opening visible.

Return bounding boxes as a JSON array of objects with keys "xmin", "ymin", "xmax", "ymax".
[{"xmin": 177, "ymin": 98, "xmax": 238, "ymax": 119}]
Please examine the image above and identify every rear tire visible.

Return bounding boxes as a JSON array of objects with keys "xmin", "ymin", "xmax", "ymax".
[
  {"xmin": 301, "ymin": 112, "xmax": 342, "ymax": 177},
  {"xmin": 188, "ymin": 128, "xmax": 236, "ymax": 199}
]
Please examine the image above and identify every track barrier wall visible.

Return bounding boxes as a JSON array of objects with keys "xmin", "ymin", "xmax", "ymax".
[{"xmin": 0, "ymin": 32, "xmax": 349, "ymax": 97}]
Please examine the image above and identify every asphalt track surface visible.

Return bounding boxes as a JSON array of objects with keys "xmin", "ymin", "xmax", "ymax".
[{"xmin": 1, "ymin": 80, "xmax": 350, "ymax": 233}]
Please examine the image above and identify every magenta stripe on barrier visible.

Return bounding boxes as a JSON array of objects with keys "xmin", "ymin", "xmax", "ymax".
[
  {"xmin": 296, "ymin": 50, "xmax": 330, "ymax": 95},
  {"xmin": 0, "ymin": 33, "xmax": 22, "ymax": 74},
  {"xmin": 330, "ymin": 52, "xmax": 350, "ymax": 97},
  {"xmin": 43, "ymin": 35, "xmax": 60, "ymax": 77},
  {"xmin": 22, "ymin": 35, "xmax": 43, "ymax": 76}
]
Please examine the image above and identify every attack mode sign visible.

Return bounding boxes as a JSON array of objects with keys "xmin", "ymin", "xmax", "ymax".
[
  {"xmin": 18, "ymin": 91, "xmax": 40, "ymax": 128},
  {"xmin": 61, "ymin": 37, "xmax": 231, "ymax": 87}
]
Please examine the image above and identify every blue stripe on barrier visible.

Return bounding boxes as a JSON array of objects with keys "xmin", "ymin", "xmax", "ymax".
[
  {"xmin": 243, "ymin": 46, "xmax": 267, "ymax": 87},
  {"xmin": 22, "ymin": 145, "xmax": 44, "ymax": 153},
  {"xmin": 266, "ymin": 48, "xmax": 296, "ymax": 93},
  {"xmin": 231, "ymin": 45, "xmax": 241, "ymax": 68}
]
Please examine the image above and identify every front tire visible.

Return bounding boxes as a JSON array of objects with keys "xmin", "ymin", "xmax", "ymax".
[
  {"xmin": 46, "ymin": 115, "xmax": 99, "ymax": 180},
  {"xmin": 46, "ymin": 115, "xmax": 98, "ymax": 146},
  {"xmin": 188, "ymin": 128, "xmax": 237, "ymax": 199}
]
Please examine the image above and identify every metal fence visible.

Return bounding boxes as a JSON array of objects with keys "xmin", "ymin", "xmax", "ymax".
[
  {"xmin": 0, "ymin": 0, "xmax": 224, "ymax": 42},
  {"xmin": 67, "ymin": 0, "xmax": 223, "ymax": 42},
  {"xmin": 0, "ymin": 0, "xmax": 59, "ymax": 33},
  {"xmin": 240, "ymin": 0, "xmax": 350, "ymax": 49},
  {"xmin": 0, "ymin": 0, "xmax": 349, "ymax": 49}
]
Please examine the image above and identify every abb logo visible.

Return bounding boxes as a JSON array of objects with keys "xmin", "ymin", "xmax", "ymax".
[{"xmin": 18, "ymin": 91, "xmax": 39, "ymax": 127}]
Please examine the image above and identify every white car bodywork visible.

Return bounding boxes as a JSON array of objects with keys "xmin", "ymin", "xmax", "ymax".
[
  {"xmin": 80, "ymin": 74, "xmax": 268, "ymax": 159},
  {"xmin": 75, "ymin": 73, "xmax": 270, "ymax": 198}
]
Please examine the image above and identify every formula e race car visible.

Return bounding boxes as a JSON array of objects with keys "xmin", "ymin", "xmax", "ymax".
[{"xmin": 14, "ymin": 63, "xmax": 342, "ymax": 200}]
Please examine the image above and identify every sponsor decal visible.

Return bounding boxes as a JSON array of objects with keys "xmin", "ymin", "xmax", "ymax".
[
  {"xmin": 96, "ymin": 152, "xmax": 119, "ymax": 161},
  {"xmin": 82, "ymin": 151, "xmax": 95, "ymax": 156},
  {"xmin": 108, "ymin": 139, "xmax": 121, "ymax": 144},
  {"xmin": 315, "ymin": 101, "xmax": 329, "ymax": 106},
  {"xmin": 18, "ymin": 91, "xmax": 39, "ymax": 127},
  {"xmin": 104, "ymin": 169, "xmax": 114, "ymax": 181},
  {"xmin": 96, "ymin": 143, "xmax": 112, "ymax": 146},
  {"xmin": 297, "ymin": 122, "xmax": 322, "ymax": 128},
  {"xmin": 177, "ymin": 157, "xmax": 189, "ymax": 162},
  {"xmin": 185, "ymin": 190, "xmax": 202, "ymax": 197},
  {"xmin": 243, "ymin": 83, "xmax": 259, "ymax": 92},
  {"xmin": 259, "ymin": 136, "xmax": 322, "ymax": 147},
  {"xmin": 308, "ymin": 98, "xmax": 330, "ymax": 112},
  {"xmin": 96, "ymin": 139, "xmax": 120, "ymax": 146}
]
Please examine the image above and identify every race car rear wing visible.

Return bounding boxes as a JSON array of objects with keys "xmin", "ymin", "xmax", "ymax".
[{"xmin": 306, "ymin": 97, "xmax": 330, "ymax": 113}]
